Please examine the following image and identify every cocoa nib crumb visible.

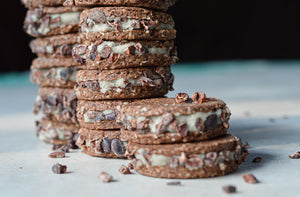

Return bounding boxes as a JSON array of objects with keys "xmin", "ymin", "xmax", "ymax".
[
  {"xmin": 252, "ymin": 157, "xmax": 262, "ymax": 163},
  {"xmin": 289, "ymin": 151, "xmax": 300, "ymax": 159},
  {"xmin": 242, "ymin": 173, "xmax": 258, "ymax": 184},
  {"xmin": 119, "ymin": 165, "xmax": 132, "ymax": 174},
  {"xmin": 175, "ymin": 93, "xmax": 189, "ymax": 103},
  {"xmin": 191, "ymin": 91, "xmax": 206, "ymax": 104},
  {"xmin": 128, "ymin": 162, "xmax": 134, "ymax": 170},
  {"xmin": 167, "ymin": 181, "xmax": 181, "ymax": 186},
  {"xmin": 98, "ymin": 172, "xmax": 113, "ymax": 183},
  {"xmin": 222, "ymin": 185, "xmax": 236, "ymax": 194},
  {"xmin": 52, "ymin": 163, "xmax": 67, "ymax": 174},
  {"xmin": 48, "ymin": 151, "xmax": 65, "ymax": 158}
]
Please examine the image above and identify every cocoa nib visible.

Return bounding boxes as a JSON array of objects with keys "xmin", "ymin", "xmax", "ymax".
[
  {"xmin": 169, "ymin": 157, "xmax": 179, "ymax": 168},
  {"xmin": 124, "ymin": 45, "xmax": 136, "ymax": 55},
  {"xmin": 119, "ymin": 165, "xmax": 132, "ymax": 174},
  {"xmin": 130, "ymin": 20, "xmax": 141, "ymax": 29},
  {"xmin": 177, "ymin": 122, "xmax": 188, "ymax": 136},
  {"xmin": 76, "ymin": 135, "xmax": 85, "ymax": 147},
  {"xmin": 135, "ymin": 43, "xmax": 149, "ymax": 54},
  {"xmin": 195, "ymin": 118, "xmax": 205, "ymax": 131},
  {"xmin": 175, "ymin": 93, "xmax": 189, "ymax": 103},
  {"xmin": 101, "ymin": 138, "xmax": 112, "ymax": 153},
  {"xmin": 222, "ymin": 185, "xmax": 236, "ymax": 194},
  {"xmin": 63, "ymin": 0, "xmax": 74, "ymax": 6},
  {"xmin": 48, "ymin": 151, "xmax": 65, "ymax": 158},
  {"xmin": 111, "ymin": 139, "xmax": 126, "ymax": 157},
  {"xmin": 185, "ymin": 154, "xmax": 204, "ymax": 169},
  {"xmin": 289, "ymin": 151, "xmax": 300, "ymax": 159},
  {"xmin": 98, "ymin": 172, "xmax": 113, "ymax": 183},
  {"xmin": 89, "ymin": 10, "xmax": 106, "ymax": 23},
  {"xmin": 191, "ymin": 91, "xmax": 207, "ymax": 104},
  {"xmin": 60, "ymin": 44, "xmax": 72, "ymax": 56},
  {"xmin": 242, "ymin": 173, "xmax": 258, "ymax": 184},
  {"xmin": 139, "ymin": 77, "xmax": 156, "ymax": 87},
  {"xmin": 204, "ymin": 114, "xmax": 218, "ymax": 130},
  {"xmin": 155, "ymin": 113, "xmax": 174, "ymax": 135},
  {"xmin": 167, "ymin": 181, "xmax": 181, "ymax": 186},
  {"xmin": 52, "ymin": 163, "xmax": 67, "ymax": 174},
  {"xmin": 252, "ymin": 157, "xmax": 262, "ymax": 163}
]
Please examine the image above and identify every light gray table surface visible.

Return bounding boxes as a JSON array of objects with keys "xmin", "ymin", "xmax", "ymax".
[{"xmin": 0, "ymin": 61, "xmax": 300, "ymax": 197}]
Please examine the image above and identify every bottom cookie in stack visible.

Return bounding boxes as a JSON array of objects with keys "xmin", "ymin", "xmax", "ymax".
[{"xmin": 126, "ymin": 135, "xmax": 248, "ymax": 179}]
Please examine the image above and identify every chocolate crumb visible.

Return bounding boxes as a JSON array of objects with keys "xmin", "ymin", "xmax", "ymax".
[
  {"xmin": 128, "ymin": 163, "xmax": 134, "ymax": 170},
  {"xmin": 119, "ymin": 165, "xmax": 132, "ymax": 174},
  {"xmin": 222, "ymin": 185, "xmax": 236, "ymax": 193},
  {"xmin": 48, "ymin": 151, "xmax": 65, "ymax": 158},
  {"xmin": 252, "ymin": 157, "xmax": 262, "ymax": 163},
  {"xmin": 289, "ymin": 151, "xmax": 300, "ymax": 159},
  {"xmin": 98, "ymin": 172, "xmax": 113, "ymax": 183},
  {"xmin": 167, "ymin": 181, "xmax": 181, "ymax": 186},
  {"xmin": 52, "ymin": 144, "xmax": 64, "ymax": 151},
  {"xmin": 242, "ymin": 173, "xmax": 258, "ymax": 184},
  {"xmin": 52, "ymin": 163, "xmax": 67, "ymax": 174},
  {"xmin": 61, "ymin": 145, "xmax": 70, "ymax": 153}
]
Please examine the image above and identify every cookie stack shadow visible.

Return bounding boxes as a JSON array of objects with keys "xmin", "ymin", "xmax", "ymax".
[
  {"xmin": 22, "ymin": 0, "xmax": 84, "ymax": 146},
  {"xmin": 70, "ymin": 2, "xmax": 178, "ymax": 158}
]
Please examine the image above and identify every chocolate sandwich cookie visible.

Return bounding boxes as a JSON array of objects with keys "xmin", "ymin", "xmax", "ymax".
[
  {"xmin": 77, "ymin": 100, "xmax": 133, "ymax": 130},
  {"xmin": 77, "ymin": 128, "xmax": 127, "ymax": 158},
  {"xmin": 36, "ymin": 119, "xmax": 79, "ymax": 145},
  {"xmin": 30, "ymin": 57, "xmax": 82, "ymax": 88},
  {"xmin": 21, "ymin": 0, "xmax": 65, "ymax": 9},
  {"xmin": 67, "ymin": 0, "xmax": 176, "ymax": 11},
  {"xmin": 34, "ymin": 87, "xmax": 77, "ymax": 124},
  {"xmin": 75, "ymin": 66, "xmax": 174, "ymax": 100},
  {"xmin": 126, "ymin": 135, "xmax": 249, "ymax": 179},
  {"xmin": 24, "ymin": 6, "xmax": 84, "ymax": 37},
  {"xmin": 72, "ymin": 40, "xmax": 178, "ymax": 69},
  {"xmin": 79, "ymin": 7, "xmax": 176, "ymax": 41},
  {"xmin": 118, "ymin": 95, "xmax": 231, "ymax": 145},
  {"xmin": 30, "ymin": 33, "xmax": 82, "ymax": 58}
]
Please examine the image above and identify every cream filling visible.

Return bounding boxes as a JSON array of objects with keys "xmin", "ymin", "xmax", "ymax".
[
  {"xmin": 135, "ymin": 148, "xmax": 235, "ymax": 167},
  {"xmin": 88, "ymin": 41, "xmax": 168, "ymax": 56},
  {"xmin": 127, "ymin": 109, "xmax": 223, "ymax": 133},
  {"xmin": 85, "ymin": 18, "xmax": 174, "ymax": 33},
  {"xmin": 37, "ymin": 67, "xmax": 76, "ymax": 82},
  {"xmin": 31, "ymin": 12, "xmax": 81, "ymax": 35},
  {"xmin": 83, "ymin": 110, "xmax": 114, "ymax": 122},
  {"xmin": 38, "ymin": 126, "xmax": 71, "ymax": 141},
  {"xmin": 98, "ymin": 78, "xmax": 141, "ymax": 94}
]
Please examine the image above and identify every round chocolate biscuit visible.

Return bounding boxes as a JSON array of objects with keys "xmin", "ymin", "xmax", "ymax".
[
  {"xmin": 72, "ymin": 40, "xmax": 178, "ymax": 69},
  {"xmin": 36, "ymin": 119, "xmax": 79, "ymax": 145},
  {"xmin": 30, "ymin": 57, "xmax": 83, "ymax": 88},
  {"xmin": 118, "ymin": 97, "xmax": 231, "ymax": 144},
  {"xmin": 77, "ymin": 100, "xmax": 133, "ymax": 130},
  {"xmin": 126, "ymin": 135, "xmax": 249, "ymax": 179},
  {"xmin": 77, "ymin": 128, "xmax": 127, "ymax": 159},
  {"xmin": 34, "ymin": 87, "xmax": 78, "ymax": 124},
  {"xmin": 75, "ymin": 67, "xmax": 174, "ymax": 100},
  {"xmin": 30, "ymin": 33, "xmax": 82, "ymax": 58},
  {"xmin": 24, "ymin": 7, "xmax": 84, "ymax": 37},
  {"xmin": 71, "ymin": 0, "xmax": 176, "ymax": 11},
  {"xmin": 21, "ymin": 0, "xmax": 65, "ymax": 9},
  {"xmin": 80, "ymin": 7, "xmax": 176, "ymax": 42}
]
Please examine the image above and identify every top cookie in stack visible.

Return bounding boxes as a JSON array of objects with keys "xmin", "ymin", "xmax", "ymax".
[
  {"xmin": 22, "ymin": 0, "xmax": 84, "ymax": 146},
  {"xmin": 73, "ymin": 1, "xmax": 178, "ymax": 158}
]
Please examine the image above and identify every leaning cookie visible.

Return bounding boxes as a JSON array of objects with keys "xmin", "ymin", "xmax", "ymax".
[
  {"xmin": 76, "ymin": 128, "xmax": 127, "ymax": 159},
  {"xmin": 77, "ymin": 100, "xmax": 134, "ymax": 130},
  {"xmin": 72, "ymin": 40, "xmax": 178, "ymax": 69},
  {"xmin": 21, "ymin": 0, "xmax": 65, "ymax": 9},
  {"xmin": 30, "ymin": 33, "xmax": 82, "ymax": 58},
  {"xmin": 24, "ymin": 7, "xmax": 83, "ymax": 37},
  {"xmin": 75, "ymin": 67, "xmax": 174, "ymax": 100},
  {"xmin": 36, "ymin": 119, "xmax": 79, "ymax": 145},
  {"xmin": 79, "ymin": 7, "xmax": 176, "ymax": 41},
  {"xmin": 34, "ymin": 87, "xmax": 77, "ymax": 124},
  {"xmin": 65, "ymin": 0, "xmax": 175, "ymax": 11},
  {"xmin": 126, "ymin": 135, "xmax": 249, "ymax": 179},
  {"xmin": 30, "ymin": 57, "xmax": 82, "ymax": 88}
]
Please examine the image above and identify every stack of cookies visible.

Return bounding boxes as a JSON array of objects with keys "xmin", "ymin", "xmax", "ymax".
[
  {"xmin": 22, "ymin": 0, "xmax": 84, "ymax": 145},
  {"xmin": 118, "ymin": 93, "xmax": 249, "ymax": 179},
  {"xmin": 71, "ymin": 1, "xmax": 178, "ymax": 158}
]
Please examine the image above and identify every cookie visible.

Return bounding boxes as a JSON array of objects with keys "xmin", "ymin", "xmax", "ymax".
[
  {"xmin": 36, "ymin": 119, "xmax": 79, "ymax": 145},
  {"xmin": 30, "ymin": 57, "xmax": 83, "ymax": 88},
  {"xmin": 75, "ymin": 66, "xmax": 174, "ymax": 100},
  {"xmin": 126, "ymin": 135, "xmax": 249, "ymax": 179},
  {"xmin": 79, "ymin": 7, "xmax": 176, "ymax": 42},
  {"xmin": 34, "ymin": 87, "xmax": 77, "ymax": 124},
  {"xmin": 21, "ymin": 0, "xmax": 65, "ymax": 9},
  {"xmin": 72, "ymin": 40, "xmax": 178, "ymax": 69},
  {"xmin": 77, "ymin": 128, "xmax": 127, "ymax": 158},
  {"xmin": 30, "ymin": 33, "xmax": 82, "ymax": 58},
  {"xmin": 24, "ymin": 7, "xmax": 84, "ymax": 37},
  {"xmin": 118, "ymin": 96, "xmax": 231, "ymax": 144},
  {"xmin": 77, "ymin": 100, "xmax": 134, "ymax": 130},
  {"xmin": 68, "ymin": 0, "xmax": 176, "ymax": 11}
]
